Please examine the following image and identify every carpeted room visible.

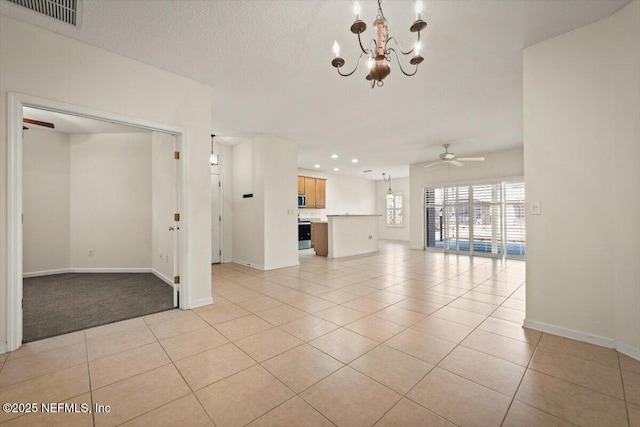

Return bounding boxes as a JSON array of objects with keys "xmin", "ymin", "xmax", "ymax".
[{"xmin": 21, "ymin": 108, "xmax": 178, "ymax": 342}]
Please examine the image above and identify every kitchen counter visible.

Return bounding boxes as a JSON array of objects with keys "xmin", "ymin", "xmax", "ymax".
[{"xmin": 325, "ymin": 214, "xmax": 382, "ymax": 258}]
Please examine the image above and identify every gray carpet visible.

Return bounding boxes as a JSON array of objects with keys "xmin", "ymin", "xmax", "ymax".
[{"xmin": 23, "ymin": 273, "xmax": 175, "ymax": 343}]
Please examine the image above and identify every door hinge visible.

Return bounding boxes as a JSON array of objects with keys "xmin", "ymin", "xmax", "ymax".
[
  {"xmin": 174, "ymin": 276, "xmax": 180, "ymax": 284},
  {"xmin": 219, "ymin": 250, "xmax": 222, "ymax": 256},
  {"xmin": 174, "ymin": 213, "xmax": 180, "ymax": 222},
  {"xmin": 219, "ymin": 215, "xmax": 221, "ymax": 222},
  {"xmin": 174, "ymin": 151, "xmax": 180, "ymax": 160},
  {"xmin": 219, "ymin": 181, "xmax": 221, "ymax": 187}
]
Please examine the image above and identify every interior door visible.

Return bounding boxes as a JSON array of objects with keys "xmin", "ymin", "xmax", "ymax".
[
  {"xmin": 152, "ymin": 131, "xmax": 179, "ymax": 308},
  {"xmin": 211, "ymin": 173, "xmax": 221, "ymax": 263}
]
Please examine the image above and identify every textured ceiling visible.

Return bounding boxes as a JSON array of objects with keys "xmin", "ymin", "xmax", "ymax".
[{"xmin": 1, "ymin": 0, "xmax": 629, "ymax": 178}]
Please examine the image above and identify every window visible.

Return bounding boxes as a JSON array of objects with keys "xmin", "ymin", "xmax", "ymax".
[
  {"xmin": 425, "ymin": 181, "xmax": 525, "ymax": 258},
  {"xmin": 386, "ymin": 193, "xmax": 403, "ymax": 226}
]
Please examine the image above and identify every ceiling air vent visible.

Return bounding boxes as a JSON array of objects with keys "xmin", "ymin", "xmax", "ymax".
[{"xmin": 7, "ymin": 0, "xmax": 81, "ymax": 26}]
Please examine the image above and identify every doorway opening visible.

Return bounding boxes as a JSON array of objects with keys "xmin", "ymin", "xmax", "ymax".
[{"xmin": 7, "ymin": 93, "xmax": 187, "ymax": 350}]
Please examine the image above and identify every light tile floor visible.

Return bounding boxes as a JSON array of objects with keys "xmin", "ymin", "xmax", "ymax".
[{"xmin": 1, "ymin": 242, "xmax": 638, "ymax": 426}]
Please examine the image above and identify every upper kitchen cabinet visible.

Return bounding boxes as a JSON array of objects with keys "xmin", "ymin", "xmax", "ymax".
[
  {"xmin": 315, "ymin": 179, "xmax": 326, "ymax": 208},
  {"xmin": 298, "ymin": 175, "xmax": 326, "ymax": 209},
  {"xmin": 304, "ymin": 177, "xmax": 316, "ymax": 208}
]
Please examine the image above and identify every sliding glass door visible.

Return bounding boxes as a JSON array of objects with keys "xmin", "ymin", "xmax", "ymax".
[{"xmin": 425, "ymin": 181, "xmax": 525, "ymax": 259}]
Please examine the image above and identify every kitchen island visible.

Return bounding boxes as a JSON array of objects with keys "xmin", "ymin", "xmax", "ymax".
[{"xmin": 314, "ymin": 214, "xmax": 381, "ymax": 258}]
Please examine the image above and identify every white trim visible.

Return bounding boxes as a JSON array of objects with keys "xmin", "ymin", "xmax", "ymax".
[
  {"xmin": 523, "ymin": 319, "xmax": 616, "ymax": 349},
  {"xmin": 188, "ymin": 297, "xmax": 214, "ymax": 309},
  {"xmin": 152, "ymin": 269, "xmax": 174, "ymax": 287},
  {"xmin": 421, "ymin": 175, "xmax": 525, "ymax": 190},
  {"xmin": 70, "ymin": 268, "xmax": 152, "ymax": 274},
  {"xmin": 23, "ymin": 269, "xmax": 71, "ymax": 278},
  {"xmin": 7, "ymin": 93, "xmax": 24, "ymax": 351},
  {"xmin": 6, "ymin": 92, "xmax": 190, "ymax": 352},
  {"xmin": 616, "ymin": 342, "xmax": 640, "ymax": 361},
  {"xmin": 232, "ymin": 259, "xmax": 265, "ymax": 270}
]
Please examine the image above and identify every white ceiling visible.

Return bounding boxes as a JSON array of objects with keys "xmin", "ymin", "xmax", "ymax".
[
  {"xmin": 23, "ymin": 107, "xmax": 149, "ymax": 134},
  {"xmin": 2, "ymin": 0, "xmax": 629, "ymax": 178}
]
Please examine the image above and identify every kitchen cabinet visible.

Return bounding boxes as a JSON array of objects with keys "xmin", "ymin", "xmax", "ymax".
[
  {"xmin": 298, "ymin": 176, "xmax": 326, "ymax": 208},
  {"xmin": 315, "ymin": 179, "xmax": 326, "ymax": 209},
  {"xmin": 304, "ymin": 177, "xmax": 316, "ymax": 208},
  {"xmin": 311, "ymin": 222, "xmax": 328, "ymax": 256}
]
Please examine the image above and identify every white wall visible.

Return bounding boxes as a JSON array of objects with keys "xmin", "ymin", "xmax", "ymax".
[
  {"xmin": 297, "ymin": 170, "xmax": 376, "ymax": 220},
  {"xmin": 22, "ymin": 129, "xmax": 70, "ymax": 274},
  {"xmin": 1, "ymin": 15, "xmax": 214, "ymax": 348},
  {"xmin": 376, "ymin": 177, "xmax": 410, "ymax": 241},
  {"xmin": 152, "ymin": 132, "xmax": 176, "ymax": 282},
  {"xmin": 523, "ymin": 1, "xmax": 640, "ymax": 356},
  {"xmin": 262, "ymin": 136, "xmax": 299, "ymax": 270},
  {"xmin": 409, "ymin": 148, "xmax": 524, "ymax": 250},
  {"xmin": 69, "ymin": 133, "xmax": 152, "ymax": 269},
  {"xmin": 231, "ymin": 139, "xmax": 263, "ymax": 267},
  {"xmin": 232, "ymin": 135, "xmax": 298, "ymax": 270}
]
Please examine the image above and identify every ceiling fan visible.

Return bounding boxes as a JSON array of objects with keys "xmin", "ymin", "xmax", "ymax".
[
  {"xmin": 22, "ymin": 118, "xmax": 55, "ymax": 130},
  {"xmin": 424, "ymin": 144, "xmax": 485, "ymax": 168}
]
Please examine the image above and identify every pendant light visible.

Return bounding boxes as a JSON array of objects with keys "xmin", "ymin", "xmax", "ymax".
[
  {"xmin": 382, "ymin": 173, "xmax": 394, "ymax": 200},
  {"xmin": 210, "ymin": 134, "xmax": 219, "ymax": 165}
]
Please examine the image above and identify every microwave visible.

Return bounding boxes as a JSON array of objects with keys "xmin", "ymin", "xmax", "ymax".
[{"xmin": 298, "ymin": 194, "xmax": 306, "ymax": 208}]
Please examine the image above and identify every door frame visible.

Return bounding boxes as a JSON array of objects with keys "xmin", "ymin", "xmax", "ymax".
[
  {"xmin": 211, "ymin": 172, "xmax": 223, "ymax": 263},
  {"xmin": 6, "ymin": 92, "xmax": 189, "ymax": 352}
]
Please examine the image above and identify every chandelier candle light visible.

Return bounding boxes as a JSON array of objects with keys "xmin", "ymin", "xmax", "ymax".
[{"xmin": 331, "ymin": 0, "xmax": 426, "ymax": 88}]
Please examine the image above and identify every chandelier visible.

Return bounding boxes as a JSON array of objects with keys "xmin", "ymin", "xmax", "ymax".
[{"xmin": 331, "ymin": 0, "xmax": 426, "ymax": 88}]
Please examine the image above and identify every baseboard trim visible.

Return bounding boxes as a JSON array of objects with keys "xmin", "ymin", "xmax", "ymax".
[
  {"xmin": 23, "ymin": 268, "xmax": 156, "ymax": 277},
  {"xmin": 70, "ymin": 268, "xmax": 152, "ymax": 274},
  {"xmin": 0, "ymin": 342, "xmax": 7, "ymax": 355},
  {"xmin": 232, "ymin": 259, "xmax": 265, "ymax": 270},
  {"xmin": 189, "ymin": 297, "xmax": 214, "ymax": 309},
  {"xmin": 151, "ymin": 269, "xmax": 174, "ymax": 287},
  {"xmin": 23, "ymin": 268, "xmax": 71, "ymax": 278},
  {"xmin": 524, "ymin": 319, "xmax": 617, "ymax": 349},
  {"xmin": 616, "ymin": 342, "xmax": 640, "ymax": 361}
]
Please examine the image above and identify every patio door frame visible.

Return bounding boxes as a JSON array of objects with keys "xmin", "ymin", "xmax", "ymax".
[{"xmin": 423, "ymin": 177, "xmax": 524, "ymax": 259}]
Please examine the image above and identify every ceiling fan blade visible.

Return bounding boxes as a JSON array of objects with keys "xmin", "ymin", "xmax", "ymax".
[
  {"xmin": 424, "ymin": 161, "xmax": 442, "ymax": 168},
  {"xmin": 450, "ymin": 160, "xmax": 464, "ymax": 167},
  {"xmin": 457, "ymin": 157, "xmax": 485, "ymax": 162},
  {"xmin": 23, "ymin": 118, "xmax": 55, "ymax": 129}
]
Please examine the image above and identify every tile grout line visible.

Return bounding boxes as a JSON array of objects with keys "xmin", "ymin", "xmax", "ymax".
[
  {"xmin": 617, "ymin": 351, "xmax": 632, "ymax": 427},
  {"xmin": 84, "ymin": 330, "xmax": 97, "ymax": 427},
  {"xmin": 141, "ymin": 315, "xmax": 219, "ymax": 427}
]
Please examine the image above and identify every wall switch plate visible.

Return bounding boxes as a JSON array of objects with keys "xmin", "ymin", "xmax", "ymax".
[{"xmin": 531, "ymin": 201, "xmax": 542, "ymax": 215}]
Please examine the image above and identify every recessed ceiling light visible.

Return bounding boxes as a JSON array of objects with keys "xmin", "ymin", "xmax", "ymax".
[
  {"xmin": 333, "ymin": 167, "xmax": 339, "ymax": 171},
  {"xmin": 314, "ymin": 164, "xmax": 321, "ymax": 168},
  {"xmin": 352, "ymin": 158, "xmax": 358, "ymax": 163},
  {"xmin": 331, "ymin": 154, "xmax": 338, "ymax": 159}
]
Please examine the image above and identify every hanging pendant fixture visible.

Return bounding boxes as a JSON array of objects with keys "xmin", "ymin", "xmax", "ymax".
[
  {"xmin": 382, "ymin": 173, "xmax": 394, "ymax": 200},
  {"xmin": 331, "ymin": 0, "xmax": 426, "ymax": 88},
  {"xmin": 210, "ymin": 134, "xmax": 219, "ymax": 166}
]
